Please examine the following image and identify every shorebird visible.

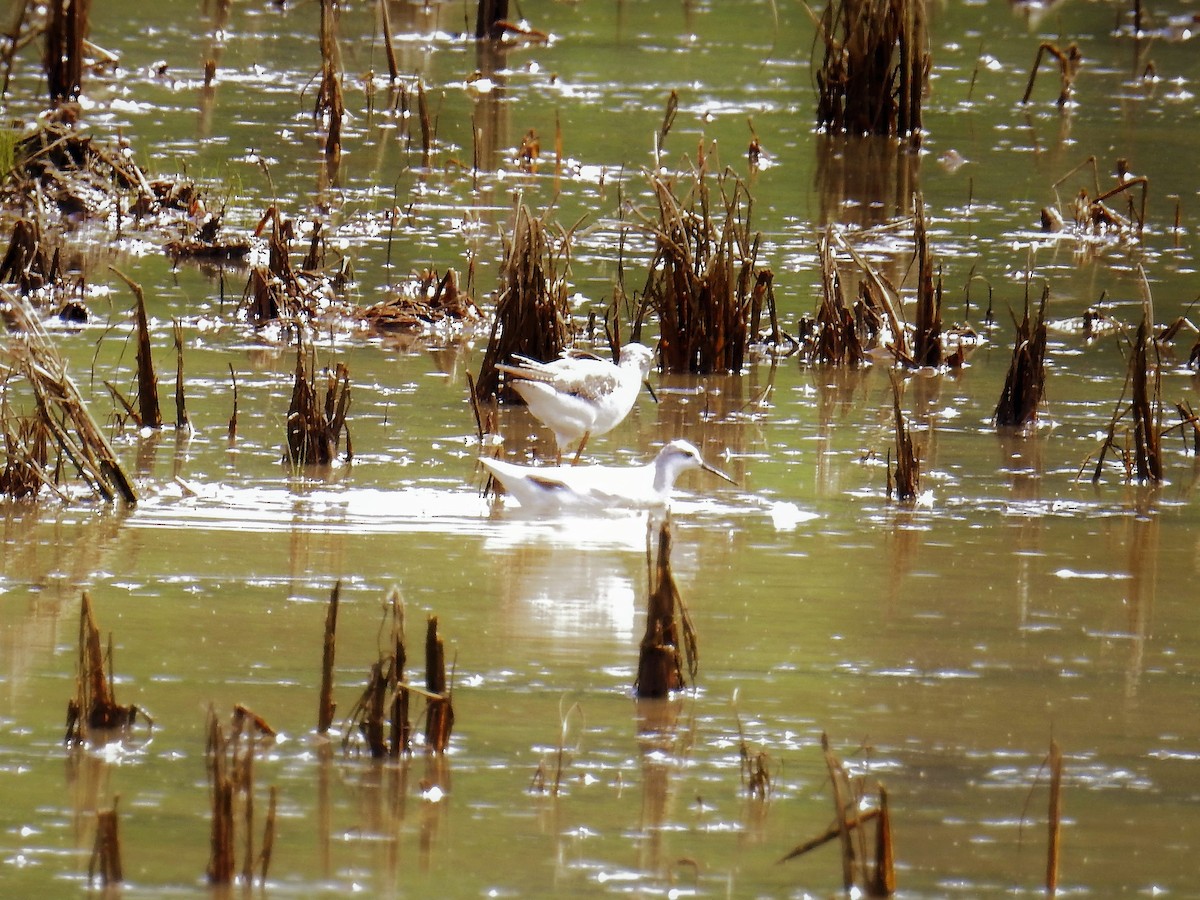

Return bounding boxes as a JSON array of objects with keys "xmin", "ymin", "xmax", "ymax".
[
  {"xmin": 480, "ymin": 439, "xmax": 735, "ymax": 512},
  {"xmin": 496, "ymin": 342, "xmax": 655, "ymax": 462}
]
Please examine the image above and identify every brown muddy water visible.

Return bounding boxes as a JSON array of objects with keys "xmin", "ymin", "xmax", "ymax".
[{"xmin": 2, "ymin": 0, "xmax": 1200, "ymax": 896}]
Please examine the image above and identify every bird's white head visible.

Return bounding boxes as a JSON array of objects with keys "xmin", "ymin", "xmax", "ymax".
[
  {"xmin": 618, "ymin": 343, "xmax": 656, "ymax": 379},
  {"xmin": 653, "ymin": 439, "xmax": 737, "ymax": 493}
]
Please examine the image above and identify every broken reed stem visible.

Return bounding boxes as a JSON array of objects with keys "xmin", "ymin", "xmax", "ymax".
[
  {"xmin": 911, "ymin": 199, "xmax": 943, "ymax": 368},
  {"xmin": 388, "ymin": 587, "xmax": 410, "ymax": 758},
  {"xmin": 227, "ymin": 364, "xmax": 238, "ymax": 439},
  {"xmin": 65, "ymin": 591, "xmax": 140, "ymax": 744},
  {"xmin": 417, "ymin": 79, "xmax": 432, "ymax": 168},
  {"xmin": 869, "ymin": 785, "xmax": 896, "ymax": 896},
  {"xmin": 994, "ymin": 285, "xmax": 1049, "ymax": 428},
  {"xmin": 87, "ymin": 797, "xmax": 123, "ymax": 887},
  {"xmin": 109, "ymin": 266, "xmax": 162, "ymax": 429},
  {"xmin": 1021, "ymin": 42, "xmax": 1083, "ymax": 106},
  {"xmin": 378, "ymin": 0, "xmax": 398, "ymax": 81},
  {"xmin": 173, "ymin": 319, "xmax": 188, "ymax": 430},
  {"xmin": 206, "ymin": 708, "xmax": 235, "ymax": 885},
  {"xmin": 811, "ymin": 229, "xmax": 866, "ymax": 366},
  {"xmin": 475, "ymin": 0, "xmax": 510, "ymax": 40},
  {"xmin": 339, "ymin": 588, "xmax": 417, "ymax": 758},
  {"xmin": 1130, "ymin": 315, "xmax": 1162, "ymax": 482},
  {"xmin": 779, "ymin": 808, "xmax": 881, "ymax": 862},
  {"xmin": 259, "ymin": 785, "xmax": 277, "ymax": 884},
  {"xmin": 821, "ymin": 733, "xmax": 856, "ymax": 892},
  {"xmin": 778, "ymin": 735, "xmax": 894, "ymax": 894},
  {"xmin": 1047, "ymin": 740, "xmax": 1062, "ymax": 896},
  {"xmin": 46, "ymin": 0, "xmax": 91, "ymax": 102},
  {"xmin": 206, "ymin": 705, "xmax": 277, "ymax": 886},
  {"xmin": 424, "ymin": 614, "xmax": 454, "ymax": 753},
  {"xmin": 888, "ymin": 370, "xmax": 920, "ymax": 502},
  {"xmin": 317, "ymin": 580, "xmax": 340, "ymax": 734}
]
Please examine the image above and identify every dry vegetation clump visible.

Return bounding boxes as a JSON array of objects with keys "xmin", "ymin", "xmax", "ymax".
[
  {"xmin": 341, "ymin": 589, "xmax": 455, "ymax": 757},
  {"xmin": 994, "ymin": 285, "xmax": 1049, "ymax": 428},
  {"xmin": 1040, "ymin": 156, "xmax": 1148, "ymax": 237},
  {"xmin": 356, "ymin": 268, "xmax": 482, "ymax": 337},
  {"xmin": 474, "ymin": 203, "xmax": 573, "ymax": 403},
  {"xmin": 0, "ymin": 288, "xmax": 137, "ymax": 502},
  {"xmin": 633, "ymin": 151, "xmax": 780, "ymax": 373},
  {"xmin": 811, "ymin": 0, "xmax": 929, "ymax": 144},
  {"xmin": 242, "ymin": 207, "xmax": 353, "ymax": 328},
  {"xmin": 205, "ymin": 705, "xmax": 278, "ymax": 887},
  {"xmin": 635, "ymin": 518, "xmax": 698, "ymax": 698},
  {"xmin": 283, "ymin": 341, "xmax": 351, "ymax": 467},
  {"xmin": 65, "ymin": 591, "xmax": 148, "ymax": 744},
  {"xmin": 0, "ymin": 123, "xmax": 153, "ymax": 223},
  {"xmin": 780, "ymin": 734, "xmax": 894, "ymax": 896}
]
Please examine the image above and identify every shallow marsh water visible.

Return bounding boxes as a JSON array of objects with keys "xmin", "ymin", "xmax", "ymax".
[{"xmin": 2, "ymin": 0, "xmax": 1200, "ymax": 896}]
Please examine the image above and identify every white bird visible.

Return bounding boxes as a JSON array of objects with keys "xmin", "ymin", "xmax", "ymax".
[
  {"xmin": 480, "ymin": 439, "xmax": 735, "ymax": 512},
  {"xmin": 496, "ymin": 343, "xmax": 655, "ymax": 461}
]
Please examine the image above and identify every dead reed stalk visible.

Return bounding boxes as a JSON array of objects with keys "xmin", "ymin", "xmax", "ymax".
[
  {"xmin": 0, "ymin": 218, "xmax": 59, "ymax": 296},
  {"xmin": 779, "ymin": 734, "xmax": 895, "ymax": 895},
  {"xmin": 317, "ymin": 580, "xmax": 340, "ymax": 734},
  {"xmin": 1129, "ymin": 316, "xmax": 1162, "ymax": 482},
  {"xmin": 811, "ymin": 0, "xmax": 929, "ymax": 144},
  {"xmin": 886, "ymin": 371, "xmax": 920, "ymax": 502},
  {"xmin": 341, "ymin": 588, "xmax": 421, "ymax": 758},
  {"xmin": 1047, "ymin": 740, "xmax": 1063, "ymax": 895},
  {"xmin": 474, "ymin": 204, "xmax": 572, "ymax": 403},
  {"xmin": 635, "ymin": 154, "xmax": 774, "ymax": 373},
  {"xmin": 0, "ymin": 387, "xmax": 52, "ymax": 500},
  {"xmin": 205, "ymin": 704, "xmax": 277, "ymax": 886},
  {"xmin": 284, "ymin": 343, "xmax": 351, "ymax": 466},
  {"xmin": 733, "ymin": 696, "xmax": 772, "ymax": 800},
  {"xmin": 1021, "ymin": 42, "xmax": 1083, "ymax": 106},
  {"xmin": 87, "ymin": 797, "xmax": 123, "ymax": 887},
  {"xmin": 810, "ymin": 229, "xmax": 867, "ymax": 366},
  {"xmin": 0, "ymin": 289, "xmax": 137, "ymax": 503},
  {"xmin": 910, "ymin": 200, "xmax": 942, "ymax": 368},
  {"xmin": 316, "ymin": 0, "xmax": 343, "ymax": 176},
  {"xmin": 1084, "ymin": 308, "xmax": 1163, "ymax": 483},
  {"xmin": 172, "ymin": 319, "xmax": 188, "ymax": 429},
  {"xmin": 424, "ymin": 614, "xmax": 454, "ymax": 753},
  {"xmin": 378, "ymin": 0, "xmax": 398, "ymax": 80},
  {"xmin": 994, "ymin": 285, "xmax": 1049, "ymax": 428},
  {"xmin": 635, "ymin": 518, "xmax": 698, "ymax": 698},
  {"xmin": 110, "ymin": 267, "xmax": 162, "ymax": 429},
  {"xmin": 65, "ymin": 591, "xmax": 142, "ymax": 744},
  {"xmin": 45, "ymin": 0, "xmax": 91, "ymax": 102},
  {"xmin": 475, "ymin": 0, "xmax": 510, "ymax": 40}
]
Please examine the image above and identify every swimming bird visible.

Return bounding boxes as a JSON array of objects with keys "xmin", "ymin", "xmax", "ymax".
[
  {"xmin": 496, "ymin": 342, "xmax": 655, "ymax": 462},
  {"xmin": 480, "ymin": 439, "xmax": 735, "ymax": 512}
]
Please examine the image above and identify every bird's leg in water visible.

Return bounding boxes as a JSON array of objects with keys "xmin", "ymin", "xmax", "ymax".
[{"xmin": 571, "ymin": 432, "xmax": 591, "ymax": 466}]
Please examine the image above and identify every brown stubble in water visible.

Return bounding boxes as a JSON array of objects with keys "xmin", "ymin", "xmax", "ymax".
[
  {"xmin": 205, "ymin": 705, "xmax": 277, "ymax": 886},
  {"xmin": 886, "ymin": 370, "xmax": 920, "ymax": 503},
  {"xmin": 474, "ymin": 203, "xmax": 572, "ymax": 405},
  {"xmin": 779, "ymin": 735, "xmax": 895, "ymax": 895},
  {"xmin": 994, "ymin": 284, "xmax": 1049, "ymax": 428},
  {"xmin": 635, "ymin": 517, "xmax": 697, "ymax": 698},
  {"xmin": 65, "ymin": 591, "xmax": 145, "ymax": 745}
]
